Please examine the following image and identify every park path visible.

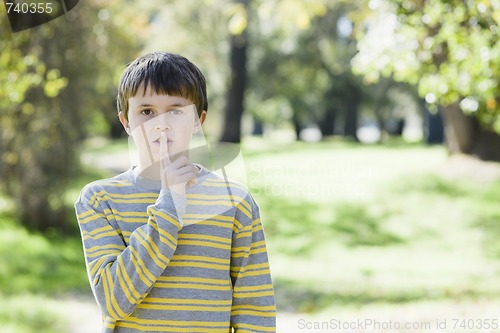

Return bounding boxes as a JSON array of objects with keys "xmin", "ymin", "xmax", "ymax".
[
  {"xmin": 63, "ymin": 295, "xmax": 302, "ymax": 332},
  {"xmin": 64, "ymin": 295, "xmax": 500, "ymax": 333}
]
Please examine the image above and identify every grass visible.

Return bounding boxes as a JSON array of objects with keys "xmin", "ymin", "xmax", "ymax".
[
  {"xmin": 0, "ymin": 213, "xmax": 88, "ymax": 295},
  {"xmin": 0, "ymin": 295, "xmax": 69, "ymax": 333},
  {"xmin": 242, "ymin": 139, "xmax": 500, "ymax": 314},
  {"xmin": 1, "ymin": 137, "xmax": 500, "ymax": 331}
]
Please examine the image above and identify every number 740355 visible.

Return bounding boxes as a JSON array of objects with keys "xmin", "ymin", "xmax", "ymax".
[{"xmin": 5, "ymin": 2, "xmax": 53, "ymax": 14}]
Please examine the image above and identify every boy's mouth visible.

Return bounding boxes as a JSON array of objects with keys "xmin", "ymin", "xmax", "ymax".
[{"xmin": 152, "ymin": 137, "xmax": 173, "ymax": 146}]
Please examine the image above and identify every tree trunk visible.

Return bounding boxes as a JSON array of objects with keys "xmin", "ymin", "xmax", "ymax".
[
  {"xmin": 423, "ymin": 103, "xmax": 444, "ymax": 144},
  {"xmin": 344, "ymin": 108, "xmax": 359, "ymax": 141},
  {"xmin": 220, "ymin": 5, "xmax": 249, "ymax": 143},
  {"xmin": 344, "ymin": 96, "xmax": 360, "ymax": 141},
  {"xmin": 319, "ymin": 107, "xmax": 336, "ymax": 137},
  {"xmin": 442, "ymin": 103, "xmax": 500, "ymax": 161},
  {"xmin": 441, "ymin": 103, "xmax": 476, "ymax": 154}
]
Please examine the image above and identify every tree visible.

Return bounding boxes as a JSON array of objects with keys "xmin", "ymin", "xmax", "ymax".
[
  {"xmin": 0, "ymin": 1, "xmax": 139, "ymax": 232},
  {"xmin": 352, "ymin": 0, "xmax": 500, "ymax": 160},
  {"xmin": 249, "ymin": 0, "xmax": 379, "ymax": 141},
  {"xmin": 220, "ymin": 0, "xmax": 250, "ymax": 143}
]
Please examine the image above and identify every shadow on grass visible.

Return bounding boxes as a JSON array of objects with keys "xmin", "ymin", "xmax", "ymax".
[
  {"xmin": 273, "ymin": 278, "xmax": 489, "ymax": 313},
  {"xmin": 389, "ymin": 173, "xmax": 468, "ymax": 197},
  {"xmin": 470, "ymin": 180, "xmax": 500, "ymax": 258},
  {"xmin": 392, "ymin": 175, "xmax": 500, "ymax": 260},
  {"xmin": 0, "ymin": 294, "xmax": 68, "ymax": 333},
  {"xmin": 257, "ymin": 193, "xmax": 404, "ymax": 256},
  {"xmin": 242, "ymin": 138, "xmax": 432, "ymax": 159}
]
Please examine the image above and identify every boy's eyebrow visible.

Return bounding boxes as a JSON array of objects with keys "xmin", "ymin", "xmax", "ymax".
[
  {"xmin": 135, "ymin": 103, "xmax": 154, "ymax": 108},
  {"xmin": 134, "ymin": 103, "xmax": 186, "ymax": 109}
]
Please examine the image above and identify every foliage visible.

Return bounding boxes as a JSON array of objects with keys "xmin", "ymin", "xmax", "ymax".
[
  {"xmin": 248, "ymin": 0, "xmax": 345, "ymax": 128},
  {"xmin": 142, "ymin": 0, "xmax": 242, "ymax": 137},
  {"xmin": 0, "ymin": 213, "xmax": 87, "ymax": 294},
  {"xmin": 0, "ymin": 2, "xmax": 139, "ymax": 231},
  {"xmin": 352, "ymin": 0, "xmax": 500, "ymax": 132}
]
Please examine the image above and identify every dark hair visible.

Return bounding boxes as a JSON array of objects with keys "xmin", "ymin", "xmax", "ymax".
[{"xmin": 117, "ymin": 52, "xmax": 208, "ymax": 120}]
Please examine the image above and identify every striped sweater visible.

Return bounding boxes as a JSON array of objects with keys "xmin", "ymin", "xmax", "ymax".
[{"xmin": 74, "ymin": 166, "xmax": 276, "ymax": 333}]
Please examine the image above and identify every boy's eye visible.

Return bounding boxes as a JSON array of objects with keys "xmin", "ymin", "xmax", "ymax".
[
  {"xmin": 141, "ymin": 109, "xmax": 154, "ymax": 116},
  {"xmin": 170, "ymin": 109, "xmax": 183, "ymax": 115}
]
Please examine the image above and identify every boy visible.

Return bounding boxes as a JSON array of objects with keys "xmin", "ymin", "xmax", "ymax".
[{"xmin": 75, "ymin": 52, "xmax": 276, "ymax": 333}]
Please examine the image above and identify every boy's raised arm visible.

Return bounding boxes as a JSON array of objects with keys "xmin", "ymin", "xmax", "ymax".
[
  {"xmin": 75, "ymin": 184, "xmax": 182, "ymax": 321},
  {"xmin": 230, "ymin": 195, "xmax": 277, "ymax": 332}
]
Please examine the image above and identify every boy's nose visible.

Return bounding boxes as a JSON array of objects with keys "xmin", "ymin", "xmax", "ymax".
[{"xmin": 153, "ymin": 113, "xmax": 172, "ymax": 130}]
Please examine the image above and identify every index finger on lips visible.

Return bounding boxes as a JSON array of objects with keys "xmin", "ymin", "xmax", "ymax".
[{"xmin": 160, "ymin": 131, "xmax": 171, "ymax": 168}]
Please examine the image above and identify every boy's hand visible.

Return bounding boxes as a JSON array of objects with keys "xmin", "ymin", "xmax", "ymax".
[{"xmin": 159, "ymin": 132, "xmax": 198, "ymax": 195}]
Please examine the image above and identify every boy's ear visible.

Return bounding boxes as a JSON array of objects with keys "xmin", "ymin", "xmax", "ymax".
[
  {"xmin": 193, "ymin": 110, "xmax": 207, "ymax": 134},
  {"xmin": 118, "ymin": 112, "xmax": 131, "ymax": 135}
]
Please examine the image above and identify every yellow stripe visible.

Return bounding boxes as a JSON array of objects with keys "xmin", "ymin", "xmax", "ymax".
[
  {"xmin": 109, "ymin": 210, "xmax": 149, "ymax": 217},
  {"xmin": 157, "ymin": 276, "xmax": 229, "ymax": 285},
  {"xmin": 86, "ymin": 248, "xmax": 122, "ymax": 259},
  {"xmin": 178, "ymin": 234, "xmax": 231, "ymax": 244},
  {"xmin": 82, "ymin": 230, "xmax": 118, "ymax": 241},
  {"xmin": 150, "ymin": 208, "xmax": 181, "ymax": 230},
  {"xmin": 233, "ymin": 284, "xmax": 274, "ymax": 292},
  {"xmin": 101, "ymin": 267, "xmax": 115, "ymax": 318},
  {"xmin": 168, "ymin": 261, "xmax": 227, "ymax": 270},
  {"xmin": 145, "ymin": 298, "xmax": 231, "ymax": 305},
  {"xmin": 233, "ymin": 290, "xmax": 274, "ymax": 298},
  {"xmin": 232, "ymin": 240, "xmax": 266, "ymax": 253},
  {"xmin": 119, "ymin": 317, "xmax": 228, "ymax": 327},
  {"xmin": 86, "ymin": 243, "xmax": 125, "ymax": 254},
  {"xmin": 138, "ymin": 303, "xmax": 231, "ymax": 311},
  {"xmin": 231, "ymin": 305, "xmax": 275, "ymax": 311},
  {"xmin": 236, "ymin": 230, "xmax": 252, "ymax": 239},
  {"xmin": 135, "ymin": 228, "xmax": 170, "ymax": 267},
  {"xmin": 182, "ymin": 213, "xmax": 234, "ymax": 222},
  {"xmin": 93, "ymin": 190, "xmax": 158, "ymax": 200},
  {"xmin": 116, "ymin": 256, "xmax": 141, "ymax": 302},
  {"xmin": 109, "ymin": 274, "xmax": 130, "ymax": 319},
  {"xmin": 188, "ymin": 199, "xmax": 239, "ymax": 207},
  {"xmin": 203, "ymin": 178, "xmax": 248, "ymax": 193},
  {"xmin": 173, "ymin": 255, "xmax": 230, "ymax": 265},
  {"xmin": 77, "ymin": 209, "xmax": 94, "ymax": 219},
  {"xmin": 232, "ymin": 322, "xmax": 275, "ymax": 332},
  {"xmin": 235, "ymin": 204, "xmax": 252, "ymax": 220},
  {"xmin": 82, "ymin": 224, "xmax": 114, "ymax": 237},
  {"xmin": 181, "ymin": 219, "xmax": 233, "ymax": 229},
  {"xmin": 89, "ymin": 257, "xmax": 108, "ymax": 281},
  {"xmin": 234, "ymin": 268, "xmax": 271, "ymax": 279},
  {"xmin": 187, "ymin": 194, "xmax": 249, "ymax": 210},
  {"xmin": 129, "ymin": 247, "xmax": 155, "ymax": 285},
  {"xmin": 104, "ymin": 267, "xmax": 127, "ymax": 319},
  {"xmin": 153, "ymin": 282, "xmax": 231, "ymax": 291},
  {"xmin": 78, "ymin": 212, "xmax": 103, "ymax": 224},
  {"xmin": 233, "ymin": 218, "xmax": 245, "ymax": 230},
  {"xmin": 115, "ymin": 216, "xmax": 147, "ymax": 224},
  {"xmin": 116, "ymin": 321, "xmax": 226, "ymax": 333},
  {"xmin": 231, "ymin": 309, "xmax": 275, "ymax": 317},
  {"xmin": 231, "ymin": 262, "xmax": 269, "ymax": 271},
  {"xmin": 177, "ymin": 239, "xmax": 231, "ymax": 250}
]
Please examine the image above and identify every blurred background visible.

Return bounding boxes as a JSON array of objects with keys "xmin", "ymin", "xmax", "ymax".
[{"xmin": 1, "ymin": 0, "xmax": 500, "ymax": 332}]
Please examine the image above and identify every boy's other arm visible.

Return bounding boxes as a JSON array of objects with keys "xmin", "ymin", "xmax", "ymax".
[
  {"xmin": 230, "ymin": 196, "xmax": 276, "ymax": 332},
  {"xmin": 75, "ymin": 185, "xmax": 182, "ymax": 320}
]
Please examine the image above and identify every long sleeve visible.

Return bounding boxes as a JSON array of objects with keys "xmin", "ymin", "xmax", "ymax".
[
  {"xmin": 75, "ymin": 185, "xmax": 182, "ymax": 321},
  {"xmin": 230, "ymin": 196, "xmax": 276, "ymax": 332}
]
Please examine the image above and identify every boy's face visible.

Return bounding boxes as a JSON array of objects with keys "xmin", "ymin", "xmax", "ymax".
[{"xmin": 119, "ymin": 85, "xmax": 206, "ymax": 167}]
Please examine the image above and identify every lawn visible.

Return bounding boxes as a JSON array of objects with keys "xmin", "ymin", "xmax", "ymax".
[{"xmin": 1, "ymin": 137, "xmax": 500, "ymax": 332}]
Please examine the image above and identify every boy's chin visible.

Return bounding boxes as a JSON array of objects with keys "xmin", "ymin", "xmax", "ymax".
[{"xmin": 151, "ymin": 148, "xmax": 190, "ymax": 161}]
